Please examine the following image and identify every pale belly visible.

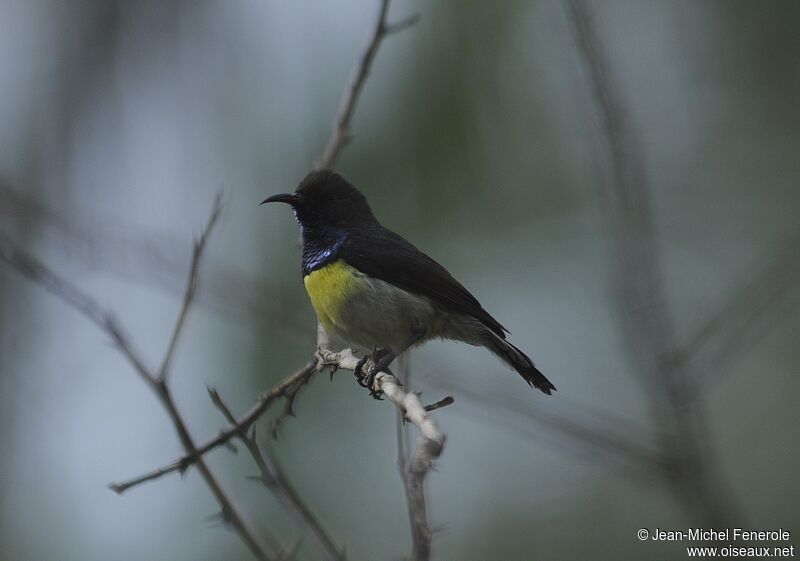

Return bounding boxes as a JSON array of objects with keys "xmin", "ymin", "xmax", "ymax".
[{"xmin": 304, "ymin": 259, "xmax": 438, "ymax": 351}]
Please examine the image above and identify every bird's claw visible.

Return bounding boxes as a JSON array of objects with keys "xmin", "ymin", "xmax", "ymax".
[
  {"xmin": 353, "ymin": 354, "xmax": 369, "ymax": 382},
  {"xmin": 354, "ymin": 354, "xmax": 384, "ymax": 400}
]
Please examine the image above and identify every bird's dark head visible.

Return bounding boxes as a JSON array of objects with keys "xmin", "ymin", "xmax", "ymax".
[{"xmin": 261, "ymin": 170, "xmax": 377, "ymax": 231}]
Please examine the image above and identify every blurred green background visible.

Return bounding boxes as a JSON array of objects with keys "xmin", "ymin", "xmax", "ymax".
[{"xmin": 1, "ymin": 1, "xmax": 798, "ymax": 560}]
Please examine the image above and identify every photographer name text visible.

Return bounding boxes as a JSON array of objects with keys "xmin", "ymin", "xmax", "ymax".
[{"xmin": 647, "ymin": 528, "xmax": 791, "ymax": 542}]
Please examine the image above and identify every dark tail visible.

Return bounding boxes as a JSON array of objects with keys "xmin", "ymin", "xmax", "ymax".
[{"xmin": 486, "ymin": 334, "xmax": 556, "ymax": 395}]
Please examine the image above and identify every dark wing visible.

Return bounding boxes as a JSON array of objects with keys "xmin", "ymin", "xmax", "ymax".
[{"xmin": 340, "ymin": 226, "xmax": 508, "ymax": 338}]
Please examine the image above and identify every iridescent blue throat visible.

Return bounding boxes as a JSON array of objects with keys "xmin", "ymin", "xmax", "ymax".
[{"xmin": 300, "ymin": 225, "xmax": 349, "ymax": 275}]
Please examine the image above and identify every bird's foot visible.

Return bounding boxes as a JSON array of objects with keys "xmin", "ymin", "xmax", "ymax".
[
  {"xmin": 354, "ymin": 349, "xmax": 394, "ymax": 400},
  {"xmin": 353, "ymin": 354, "xmax": 369, "ymax": 385},
  {"xmin": 353, "ymin": 354, "xmax": 382, "ymax": 399}
]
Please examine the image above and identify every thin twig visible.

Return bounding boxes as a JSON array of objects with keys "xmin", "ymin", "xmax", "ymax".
[
  {"xmin": 208, "ymin": 388, "xmax": 346, "ymax": 561},
  {"xmin": 1, "ymin": 203, "xmax": 278, "ymax": 561},
  {"xmin": 157, "ymin": 194, "xmax": 222, "ymax": 382},
  {"xmin": 315, "ymin": 0, "xmax": 419, "ymax": 170},
  {"xmin": 153, "ymin": 382, "xmax": 280, "ymax": 560},
  {"xmin": 0, "ymin": 235, "xmax": 154, "ymax": 385}
]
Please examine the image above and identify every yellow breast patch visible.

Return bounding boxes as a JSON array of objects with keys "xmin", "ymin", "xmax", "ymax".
[{"xmin": 303, "ymin": 260, "xmax": 364, "ymax": 332}]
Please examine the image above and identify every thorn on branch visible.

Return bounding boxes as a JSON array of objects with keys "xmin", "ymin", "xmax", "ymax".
[
  {"xmin": 204, "ymin": 371, "xmax": 344, "ymax": 561},
  {"xmin": 206, "ymin": 507, "xmax": 235, "ymax": 529},
  {"xmin": 206, "ymin": 387, "xmax": 246, "ymax": 456},
  {"xmin": 271, "ymin": 388, "xmax": 300, "ymax": 439},
  {"xmin": 423, "ymin": 396, "xmax": 454, "ymax": 414},
  {"xmin": 384, "ymin": 13, "xmax": 420, "ymax": 35}
]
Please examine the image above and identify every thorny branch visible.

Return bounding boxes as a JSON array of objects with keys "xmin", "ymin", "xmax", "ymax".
[
  {"xmin": 108, "ymin": 360, "xmax": 318, "ymax": 493},
  {"xmin": 0, "ymin": 198, "xmax": 281, "ymax": 561},
  {"xmin": 208, "ymin": 388, "xmax": 345, "ymax": 561}
]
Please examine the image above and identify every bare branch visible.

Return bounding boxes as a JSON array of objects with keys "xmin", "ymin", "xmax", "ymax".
[
  {"xmin": 319, "ymin": 348, "xmax": 444, "ymax": 561},
  {"xmin": 209, "ymin": 388, "xmax": 346, "ymax": 561},
  {"xmin": 0, "ymin": 208, "xmax": 278, "ymax": 561},
  {"xmin": 0, "ymin": 234, "xmax": 155, "ymax": 386},
  {"xmin": 153, "ymin": 382, "xmax": 280, "ymax": 560},
  {"xmin": 315, "ymin": 0, "xmax": 418, "ymax": 170}
]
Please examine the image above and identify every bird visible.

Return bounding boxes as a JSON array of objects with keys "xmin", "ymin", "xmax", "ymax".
[{"xmin": 261, "ymin": 170, "xmax": 555, "ymax": 397}]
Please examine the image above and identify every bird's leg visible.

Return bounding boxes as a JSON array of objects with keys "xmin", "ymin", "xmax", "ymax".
[
  {"xmin": 353, "ymin": 353, "xmax": 370, "ymax": 385},
  {"xmin": 354, "ymin": 348, "xmax": 389, "ymax": 399},
  {"xmin": 361, "ymin": 328, "xmax": 425, "ymax": 399},
  {"xmin": 360, "ymin": 348, "xmax": 393, "ymax": 399}
]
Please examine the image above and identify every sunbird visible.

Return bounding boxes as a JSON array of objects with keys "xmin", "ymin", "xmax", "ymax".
[{"xmin": 262, "ymin": 170, "xmax": 555, "ymax": 397}]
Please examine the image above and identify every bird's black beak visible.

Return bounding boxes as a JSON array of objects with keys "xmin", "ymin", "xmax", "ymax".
[{"xmin": 260, "ymin": 193, "xmax": 303, "ymax": 206}]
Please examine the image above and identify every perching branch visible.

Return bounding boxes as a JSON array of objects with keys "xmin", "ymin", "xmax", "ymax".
[
  {"xmin": 318, "ymin": 348, "xmax": 445, "ymax": 561},
  {"xmin": 0, "ymin": 198, "xmax": 280, "ymax": 561},
  {"xmin": 315, "ymin": 0, "xmax": 419, "ymax": 170}
]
